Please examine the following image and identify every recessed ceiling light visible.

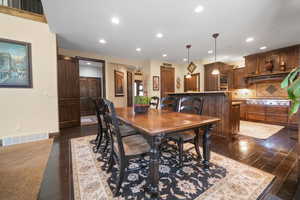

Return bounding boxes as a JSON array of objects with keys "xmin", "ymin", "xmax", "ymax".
[
  {"xmin": 208, "ymin": 50, "xmax": 213, "ymax": 54},
  {"xmin": 260, "ymin": 46, "xmax": 267, "ymax": 50},
  {"xmin": 194, "ymin": 5, "xmax": 204, "ymax": 13},
  {"xmin": 99, "ymin": 39, "xmax": 107, "ymax": 44},
  {"xmin": 246, "ymin": 37, "xmax": 254, "ymax": 43},
  {"xmin": 156, "ymin": 33, "xmax": 163, "ymax": 38},
  {"xmin": 87, "ymin": 62, "xmax": 91, "ymax": 65},
  {"xmin": 136, "ymin": 48, "xmax": 141, "ymax": 52},
  {"xmin": 111, "ymin": 17, "xmax": 120, "ymax": 25},
  {"xmin": 183, "ymin": 58, "xmax": 187, "ymax": 62},
  {"xmin": 162, "ymin": 54, "xmax": 167, "ymax": 57}
]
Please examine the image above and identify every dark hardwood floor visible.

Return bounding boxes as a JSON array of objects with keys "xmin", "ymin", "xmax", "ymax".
[{"xmin": 38, "ymin": 125, "xmax": 298, "ymax": 200}]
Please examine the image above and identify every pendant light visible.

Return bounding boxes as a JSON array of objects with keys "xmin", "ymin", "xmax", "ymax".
[
  {"xmin": 211, "ymin": 33, "xmax": 220, "ymax": 75},
  {"xmin": 186, "ymin": 44, "xmax": 192, "ymax": 79}
]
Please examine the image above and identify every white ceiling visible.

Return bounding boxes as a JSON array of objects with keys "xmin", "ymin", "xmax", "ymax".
[{"xmin": 42, "ymin": 0, "xmax": 300, "ymax": 63}]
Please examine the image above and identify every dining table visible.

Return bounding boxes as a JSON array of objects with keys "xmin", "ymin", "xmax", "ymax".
[{"xmin": 115, "ymin": 107, "xmax": 220, "ymax": 199}]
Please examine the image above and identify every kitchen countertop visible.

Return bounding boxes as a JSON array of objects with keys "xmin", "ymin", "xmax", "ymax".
[
  {"xmin": 232, "ymin": 101, "xmax": 242, "ymax": 105},
  {"xmin": 168, "ymin": 91, "xmax": 231, "ymax": 95}
]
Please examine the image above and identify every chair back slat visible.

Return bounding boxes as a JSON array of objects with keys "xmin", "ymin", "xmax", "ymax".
[
  {"xmin": 149, "ymin": 96, "xmax": 160, "ymax": 109},
  {"xmin": 177, "ymin": 96, "xmax": 204, "ymax": 115},
  {"xmin": 160, "ymin": 96, "xmax": 178, "ymax": 111}
]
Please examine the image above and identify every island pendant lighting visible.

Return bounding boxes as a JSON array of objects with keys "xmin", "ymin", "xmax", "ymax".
[
  {"xmin": 211, "ymin": 33, "xmax": 220, "ymax": 75},
  {"xmin": 185, "ymin": 44, "xmax": 192, "ymax": 79}
]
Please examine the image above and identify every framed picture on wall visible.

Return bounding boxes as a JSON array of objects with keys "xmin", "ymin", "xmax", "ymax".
[
  {"xmin": 114, "ymin": 70, "xmax": 124, "ymax": 96},
  {"xmin": 153, "ymin": 76, "xmax": 159, "ymax": 91},
  {"xmin": 0, "ymin": 38, "xmax": 32, "ymax": 88}
]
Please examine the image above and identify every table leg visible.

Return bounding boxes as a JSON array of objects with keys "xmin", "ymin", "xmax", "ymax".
[
  {"xmin": 194, "ymin": 128, "xmax": 202, "ymax": 160},
  {"xmin": 202, "ymin": 124, "xmax": 213, "ymax": 170},
  {"xmin": 145, "ymin": 134, "xmax": 163, "ymax": 199}
]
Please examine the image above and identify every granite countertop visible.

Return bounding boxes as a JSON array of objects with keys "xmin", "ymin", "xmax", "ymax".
[
  {"xmin": 232, "ymin": 101, "xmax": 242, "ymax": 105},
  {"xmin": 168, "ymin": 91, "xmax": 231, "ymax": 95}
]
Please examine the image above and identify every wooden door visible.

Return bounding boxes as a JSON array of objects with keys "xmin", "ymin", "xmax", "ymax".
[
  {"xmin": 184, "ymin": 73, "xmax": 200, "ymax": 92},
  {"xmin": 127, "ymin": 71, "xmax": 133, "ymax": 107},
  {"xmin": 57, "ymin": 56, "xmax": 80, "ymax": 129},
  {"xmin": 160, "ymin": 66, "xmax": 175, "ymax": 98},
  {"xmin": 80, "ymin": 77, "xmax": 101, "ymax": 116}
]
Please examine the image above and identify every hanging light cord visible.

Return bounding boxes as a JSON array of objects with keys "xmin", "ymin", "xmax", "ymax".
[
  {"xmin": 214, "ymin": 36, "xmax": 217, "ymax": 62},
  {"xmin": 187, "ymin": 47, "xmax": 190, "ymax": 64}
]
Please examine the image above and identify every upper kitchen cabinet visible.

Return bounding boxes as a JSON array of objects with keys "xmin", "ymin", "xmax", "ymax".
[
  {"xmin": 204, "ymin": 62, "xmax": 234, "ymax": 91},
  {"xmin": 245, "ymin": 45, "xmax": 300, "ymax": 76},
  {"xmin": 245, "ymin": 54, "xmax": 258, "ymax": 75},
  {"xmin": 233, "ymin": 67, "xmax": 247, "ymax": 89}
]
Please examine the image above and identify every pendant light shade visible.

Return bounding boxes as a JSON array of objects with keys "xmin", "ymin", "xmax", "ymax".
[
  {"xmin": 211, "ymin": 33, "xmax": 220, "ymax": 75},
  {"xmin": 212, "ymin": 69, "xmax": 220, "ymax": 75}
]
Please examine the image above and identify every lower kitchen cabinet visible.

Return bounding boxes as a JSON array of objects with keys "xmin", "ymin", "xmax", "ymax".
[{"xmin": 233, "ymin": 99, "xmax": 297, "ymax": 128}]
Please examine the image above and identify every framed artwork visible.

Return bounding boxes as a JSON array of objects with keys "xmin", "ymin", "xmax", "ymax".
[
  {"xmin": 153, "ymin": 76, "xmax": 159, "ymax": 91},
  {"xmin": 0, "ymin": 38, "xmax": 32, "ymax": 88},
  {"xmin": 114, "ymin": 70, "xmax": 124, "ymax": 96},
  {"xmin": 187, "ymin": 61, "xmax": 197, "ymax": 74}
]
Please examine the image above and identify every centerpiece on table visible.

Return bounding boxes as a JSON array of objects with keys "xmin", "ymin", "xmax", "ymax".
[{"xmin": 134, "ymin": 96, "xmax": 150, "ymax": 114}]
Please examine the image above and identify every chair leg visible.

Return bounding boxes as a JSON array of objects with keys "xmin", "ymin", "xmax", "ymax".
[
  {"xmin": 94, "ymin": 130, "xmax": 103, "ymax": 153},
  {"xmin": 114, "ymin": 163, "xmax": 125, "ymax": 197},
  {"xmin": 107, "ymin": 152, "xmax": 114, "ymax": 172},
  {"xmin": 103, "ymin": 132, "xmax": 110, "ymax": 153},
  {"xmin": 178, "ymin": 138, "xmax": 183, "ymax": 167}
]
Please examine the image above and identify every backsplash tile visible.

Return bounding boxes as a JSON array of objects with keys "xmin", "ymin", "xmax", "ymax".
[{"xmin": 232, "ymin": 82, "xmax": 288, "ymax": 99}]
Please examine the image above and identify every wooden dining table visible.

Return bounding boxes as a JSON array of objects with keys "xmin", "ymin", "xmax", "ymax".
[{"xmin": 115, "ymin": 107, "xmax": 220, "ymax": 199}]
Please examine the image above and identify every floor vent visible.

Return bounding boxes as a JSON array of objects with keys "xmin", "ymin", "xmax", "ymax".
[{"xmin": 0, "ymin": 133, "xmax": 49, "ymax": 146}]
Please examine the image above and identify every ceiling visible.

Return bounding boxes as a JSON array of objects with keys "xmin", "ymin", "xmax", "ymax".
[{"xmin": 42, "ymin": 0, "xmax": 300, "ymax": 63}]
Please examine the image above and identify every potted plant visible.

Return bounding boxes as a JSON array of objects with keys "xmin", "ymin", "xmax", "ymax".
[
  {"xmin": 134, "ymin": 96, "xmax": 150, "ymax": 114},
  {"xmin": 281, "ymin": 67, "xmax": 300, "ymax": 115}
]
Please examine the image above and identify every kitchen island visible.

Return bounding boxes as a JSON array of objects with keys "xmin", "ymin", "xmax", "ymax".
[{"xmin": 168, "ymin": 91, "xmax": 238, "ymax": 139}]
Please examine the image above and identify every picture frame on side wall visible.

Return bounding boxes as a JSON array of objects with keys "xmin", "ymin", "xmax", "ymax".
[
  {"xmin": 153, "ymin": 76, "xmax": 159, "ymax": 91},
  {"xmin": 114, "ymin": 70, "xmax": 124, "ymax": 96},
  {"xmin": 0, "ymin": 38, "xmax": 32, "ymax": 88}
]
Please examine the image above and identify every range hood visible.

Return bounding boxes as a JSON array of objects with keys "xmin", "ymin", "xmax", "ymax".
[{"xmin": 245, "ymin": 71, "xmax": 290, "ymax": 85}]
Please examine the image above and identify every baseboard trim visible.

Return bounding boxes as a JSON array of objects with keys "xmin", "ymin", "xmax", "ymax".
[{"xmin": 0, "ymin": 133, "xmax": 49, "ymax": 146}]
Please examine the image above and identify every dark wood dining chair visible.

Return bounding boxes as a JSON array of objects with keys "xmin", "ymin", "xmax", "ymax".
[
  {"xmin": 103, "ymin": 99, "xmax": 150, "ymax": 196},
  {"xmin": 167, "ymin": 96, "xmax": 204, "ymax": 167},
  {"xmin": 160, "ymin": 96, "xmax": 178, "ymax": 111},
  {"xmin": 91, "ymin": 98, "xmax": 110, "ymax": 153},
  {"xmin": 149, "ymin": 96, "xmax": 160, "ymax": 109}
]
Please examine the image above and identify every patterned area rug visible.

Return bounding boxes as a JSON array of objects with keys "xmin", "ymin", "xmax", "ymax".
[
  {"xmin": 71, "ymin": 136, "xmax": 274, "ymax": 200},
  {"xmin": 239, "ymin": 121, "xmax": 284, "ymax": 139}
]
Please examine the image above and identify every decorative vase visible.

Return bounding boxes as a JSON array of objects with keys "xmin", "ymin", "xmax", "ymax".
[
  {"xmin": 134, "ymin": 104, "xmax": 149, "ymax": 114},
  {"xmin": 265, "ymin": 60, "xmax": 273, "ymax": 72}
]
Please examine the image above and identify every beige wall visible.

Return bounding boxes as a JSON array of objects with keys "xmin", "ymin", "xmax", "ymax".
[
  {"xmin": 145, "ymin": 60, "xmax": 184, "ymax": 99},
  {"xmin": 0, "ymin": 13, "xmax": 59, "ymax": 139}
]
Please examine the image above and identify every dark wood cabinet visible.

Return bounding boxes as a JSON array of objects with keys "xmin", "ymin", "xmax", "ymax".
[
  {"xmin": 204, "ymin": 62, "xmax": 233, "ymax": 91},
  {"xmin": 57, "ymin": 56, "xmax": 80, "ymax": 129},
  {"xmin": 233, "ymin": 67, "xmax": 246, "ymax": 89},
  {"xmin": 236, "ymin": 101, "xmax": 297, "ymax": 128},
  {"xmin": 232, "ymin": 103, "xmax": 240, "ymax": 135},
  {"xmin": 245, "ymin": 45, "xmax": 300, "ymax": 76}
]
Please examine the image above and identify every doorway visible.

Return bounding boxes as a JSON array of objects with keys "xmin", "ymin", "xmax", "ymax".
[
  {"xmin": 184, "ymin": 73, "xmax": 200, "ymax": 92},
  {"xmin": 78, "ymin": 58, "xmax": 105, "ymax": 126},
  {"xmin": 160, "ymin": 66, "xmax": 175, "ymax": 98}
]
